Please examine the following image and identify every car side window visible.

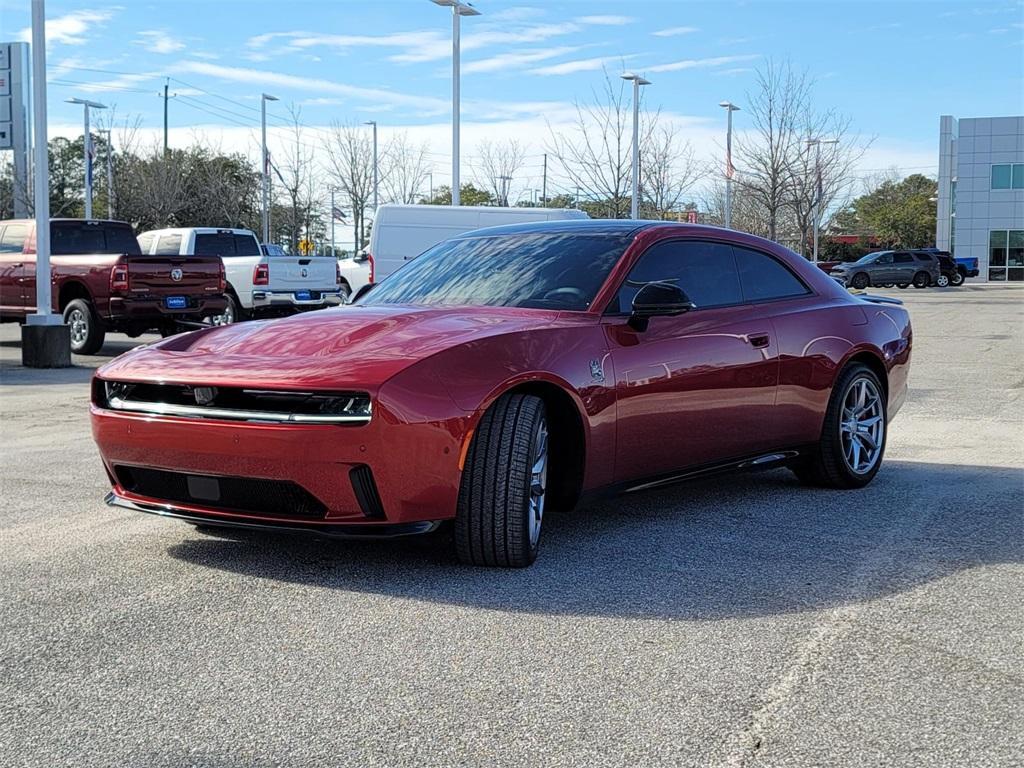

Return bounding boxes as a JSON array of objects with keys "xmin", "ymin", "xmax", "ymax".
[
  {"xmin": 876, "ymin": 253, "xmax": 894, "ymax": 264},
  {"xmin": 612, "ymin": 240, "xmax": 740, "ymax": 313},
  {"xmin": 0, "ymin": 224, "xmax": 29, "ymax": 253},
  {"xmin": 154, "ymin": 234, "xmax": 182, "ymax": 255},
  {"xmin": 893, "ymin": 252, "xmax": 915, "ymax": 263},
  {"xmin": 733, "ymin": 246, "xmax": 810, "ymax": 303},
  {"xmin": 912, "ymin": 253, "xmax": 933, "ymax": 262}
]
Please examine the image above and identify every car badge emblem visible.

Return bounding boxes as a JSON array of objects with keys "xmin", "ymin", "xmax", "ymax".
[
  {"xmin": 301, "ymin": 267, "xmax": 309, "ymax": 278},
  {"xmin": 170, "ymin": 268, "xmax": 183, "ymax": 282},
  {"xmin": 193, "ymin": 387, "xmax": 217, "ymax": 406},
  {"xmin": 590, "ymin": 359, "xmax": 605, "ymax": 383}
]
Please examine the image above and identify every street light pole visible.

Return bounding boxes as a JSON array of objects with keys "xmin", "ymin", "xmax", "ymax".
[
  {"xmin": 330, "ymin": 188, "xmax": 336, "ymax": 256},
  {"xmin": 806, "ymin": 137, "xmax": 839, "ymax": 262},
  {"xmin": 66, "ymin": 98, "xmax": 106, "ymax": 219},
  {"xmin": 621, "ymin": 72, "xmax": 650, "ymax": 219},
  {"xmin": 365, "ymin": 121, "xmax": 378, "ymax": 212},
  {"xmin": 498, "ymin": 174, "xmax": 512, "ymax": 206},
  {"xmin": 104, "ymin": 128, "xmax": 114, "ymax": 218},
  {"xmin": 431, "ymin": 0, "xmax": 480, "ymax": 206},
  {"xmin": 261, "ymin": 93, "xmax": 278, "ymax": 243},
  {"xmin": 719, "ymin": 101, "xmax": 740, "ymax": 228}
]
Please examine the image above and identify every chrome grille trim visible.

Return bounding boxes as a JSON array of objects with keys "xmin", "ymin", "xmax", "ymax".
[{"xmin": 105, "ymin": 396, "xmax": 371, "ymax": 424}]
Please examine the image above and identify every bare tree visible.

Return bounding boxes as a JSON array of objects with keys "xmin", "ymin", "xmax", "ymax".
[
  {"xmin": 473, "ymin": 138, "xmax": 526, "ymax": 206},
  {"xmin": 381, "ymin": 132, "xmax": 431, "ymax": 205},
  {"xmin": 546, "ymin": 69, "xmax": 650, "ymax": 218},
  {"xmin": 639, "ymin": 124, "xmax": 702, "ymax": 219},
  {"xmin": 700, "ymin": 177, "xmax": 774, "ymax": 235},
  {"xmin": 732, "ymin": 60, "xmax": 810, "ymax": 241},
  {"xmin": 272, "ymin": 105, "xmax": 321, "ymax": 252},
  {"xmin": 324, "ymin": 122, "xmax": 374, "ymax": 249}
]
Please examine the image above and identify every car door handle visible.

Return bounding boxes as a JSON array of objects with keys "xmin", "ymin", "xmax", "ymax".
[{"xmin": 747, "ymin": 333, "xmax": 770, "ymax": 349}]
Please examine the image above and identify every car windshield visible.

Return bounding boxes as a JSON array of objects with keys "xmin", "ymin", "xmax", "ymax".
[
  {"xmin": 359, "ymin": 232, "xmax": 632, "ymax": 311},
  {"xmin": 853, "ymin": 252, "xmax": 884, "ymax": 265}
]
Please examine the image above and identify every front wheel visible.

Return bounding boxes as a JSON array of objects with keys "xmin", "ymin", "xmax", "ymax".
[
  {"xmin": 455, "ymin": 393, "xmax": 548, "ymax": 568},
  {"xmin": 896, "ymin": 283, "xmax": 909, "ymax": 289},
  {"xmin": 935, "ymin": 273, "xmax": 950, "ymax": 288},
  {"xmin": 793, "ymin": 363, "xmax": 887, "ymax": 489},
  {"xmin": 912, "ymin": 271, "xmax": 930, "ymax": 288},
  {"xmin": 950, "ymin": 270, "xmax": 965, "ymax": 286},
  {"xmin": 851, "ymin": 273, "xmax": 870, "ymax": 290},
  {"xmin": 63, "ymin": 298, "xmax": 106, "ymax": 355}
]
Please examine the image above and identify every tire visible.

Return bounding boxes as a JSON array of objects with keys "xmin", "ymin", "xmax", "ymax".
[
  {"xmin": 850, "ymin": 272, "xmax": 870, "ymax": 290},
  {"xmin": 159, "ymin": 323, "xmax": 180, "ymax": 338},
  {"xmin": 793, "ymin": 363, "xmax": 887, "ymax": 489},
  {"xmin": 338, "ymin": 282, "xmax": 352, "ymax": 304},
  {"xmin": 63, "ymin": 298, "xmax": 106, "ymax": 355},
  {"xmin": 912, "ymin": 271, "xmax": 930, "ymax": 288},
  {"xmin": 935, "ymin": 274, "xmax": 950, "ymax": 288},
  {"xmin": 950, "ymin": 270, "xmax": 965, "ymax": 287},
  {"xmin": 455, "ymin": 393, "xmax": 548, "ymax": 568},
  {"xmin": 896, "ymin": 283, "xmax": 909, "ymax": 289},
  {"xmin": 208, "ymin": 292, "xmax": 246, "ymax": 326}
]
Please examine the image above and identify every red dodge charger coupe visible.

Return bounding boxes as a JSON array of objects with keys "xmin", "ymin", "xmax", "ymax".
[{"xmin": 91, "ymin": 221, "xmax": 912, "ymax": 567}]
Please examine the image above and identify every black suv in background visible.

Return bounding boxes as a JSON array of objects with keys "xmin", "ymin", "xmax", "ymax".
[{"xmin": 913, "ymin": 249, "xmax": 964, "ymax": 287}]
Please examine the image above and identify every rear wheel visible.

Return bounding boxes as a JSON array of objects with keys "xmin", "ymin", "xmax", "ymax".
[
  {"xmin": 896, "ymin": 283, "xmax": 909, "ymax": 289},
  {"xmin": 950, "ymin": 270, "xmax": 965, "ymax": 287},
  {"xmin": 209, "ymin": 292, "xmax": 246, "ymax": 325},
  {"xmin": 912, "ymin": 271, "xmax": 930, "ymax": 288},
  {"xmin": 935, "ymin": 274, "xmax": 950, "ymax": 288},
  {"xmin": 63, "ymin": 298, "xmax": 106, "ymax": 355},
  {"xmin": 793, "ymin": 363, "xmax": 887, "ymax": 489},
  {"xmin": 455, "ymin": 393, "xmax": 548, "ymax": 568}
]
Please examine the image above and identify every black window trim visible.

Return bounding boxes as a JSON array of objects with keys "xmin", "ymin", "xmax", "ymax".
[{"xmin": 602, "ymin": 237, "xmax": 814, "ymax": 316}]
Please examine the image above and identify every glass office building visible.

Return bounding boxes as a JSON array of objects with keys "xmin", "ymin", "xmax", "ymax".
[{"xmin": 936, "ymin": 115, "xmax": 1024, "ymax": 281}]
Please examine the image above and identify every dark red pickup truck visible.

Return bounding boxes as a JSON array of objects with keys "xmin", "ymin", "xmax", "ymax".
[{"xmin": 0, "ymin": 219, "xmax": 226, "ymax": 354}]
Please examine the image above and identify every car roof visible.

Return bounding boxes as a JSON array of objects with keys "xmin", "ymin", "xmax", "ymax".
[
  {"xmin": 453, "ymin": 219, "xmax": 735, "ymax": 239},
  {"xmin": 139, "ymin": 227, "xmax": 256, "ymax": 235}
]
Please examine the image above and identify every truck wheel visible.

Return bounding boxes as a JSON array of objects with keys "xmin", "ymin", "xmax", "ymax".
[
  {"xmin": 209, "ymin": 292, "xmax": 246, "ymax": 325},
  {"xmin": 935, "ymin": 274, "xmax": 950, "ymax": 288},
  {"xmin": 792, "ymin": 362, "xmax": 887, "ymax": 489},
  {"xmin": 339, "ymin": 282, "xmax": 352, "ymax": 304},
  {"xmin": 63, "ymin": 298, "xmax": 106, "ymax": 355},
  {"xmin": 950, "ymin": 270, "xmax": 965, "ymax": 286},
  {"xmin": 851, "ymin": 273, "xmax": 870, "ymax": 290},
  {"xmin": 912, "ymin": 271, "xmax": 930, "ymax": 288},
  {"xmin": 455, "ymin": 393, "xmax": 548, "ymax": 568}
]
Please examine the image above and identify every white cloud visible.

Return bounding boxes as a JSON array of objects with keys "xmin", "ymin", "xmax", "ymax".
[
  {"xmin": 577, "ymin": 15, "xmax": 633, "ymax": 26},
  {"xmin": 529, "ymin": 54, "xmax": 635, "ymax": 76},
  {"xmin": 18, "ymin": 9, "xmax": 115, "ymax": 46},
  {"xmin": 652, "ymin": 26, "xmax": 699, "ymax": 37},
  {"xmin": 644, "ymin": 54, "xmax": 761, "ymax": 73},
  {"xmin": 135, "ymin": 29, "xmax": 186, "ymax": 55},
  {"xmin": 463, "ymin": 46, "xmax": 585, "ymax": 74}
]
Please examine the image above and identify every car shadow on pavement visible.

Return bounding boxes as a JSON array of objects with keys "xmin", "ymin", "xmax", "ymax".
[{"xmin": 166, "ymin": 460, "xmax": 1023, "ymax": 620}]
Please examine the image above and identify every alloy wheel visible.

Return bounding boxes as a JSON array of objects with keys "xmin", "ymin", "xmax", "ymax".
[
  {"xmin": 528, "ymin": 417, "xmax": 548, "ymax": 547},
  {"xmin": 839, "ymin": 377, "xmax": 884, "ymax": 475},
  {"xmin": 936, "ymin": 274, "xmax": 950, "ymax": 288},
  {"xmin": 68, "ymin": 308, "xmax": 88, "ymax": 346}
]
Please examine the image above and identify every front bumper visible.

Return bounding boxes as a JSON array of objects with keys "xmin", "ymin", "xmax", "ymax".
[{"xmin": 251, "ymin": 289, "xmax": 347, "ymax": 310}]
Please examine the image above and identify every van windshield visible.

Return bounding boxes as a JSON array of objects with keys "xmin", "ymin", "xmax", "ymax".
[{"xmin": 359, "ymin": 232, "xmax": 631, "ymax": 311}]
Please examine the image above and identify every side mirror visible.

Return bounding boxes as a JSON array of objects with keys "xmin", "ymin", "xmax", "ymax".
[
  {"xmin": 353, "ymin": 252, "xmax": 369, "ymax": 263},
  {"xmin": 628, "ymin": 281, "xmax": 695, "ymax": 331}
]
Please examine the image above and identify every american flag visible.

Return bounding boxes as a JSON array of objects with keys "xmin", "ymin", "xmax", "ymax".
[{"xmin": 331, "ymin": 206, "xmax": 347, "ymax": 221}]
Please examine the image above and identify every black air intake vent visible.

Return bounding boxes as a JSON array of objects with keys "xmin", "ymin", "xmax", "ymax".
[{"xmin": 350, "ymin": 465, "xmax": 386, "ymax": 519}]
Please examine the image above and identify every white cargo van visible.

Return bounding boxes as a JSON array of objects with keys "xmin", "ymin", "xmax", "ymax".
[{"xmin": 364, "ymin": 204, "xmax": 589, "ymax": 282}]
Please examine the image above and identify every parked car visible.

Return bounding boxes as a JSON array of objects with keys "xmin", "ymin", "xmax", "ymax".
[
  {"xmin": 914, "ymin": 248, "xmax": 978, "ymax": 286},
  {"xmin": 0, "ymin": 218, "xmax": 226, "ymax": 354},
  {"xmin": 337, "ymin": 251, "xmax": 373, "ymax": 300},
  {"xmin": 91, "ymin": 220, "xmax": 912, "ymax": 567},
  {"xmin": 830, "ymin": 250, "xmax": 939, "ymax": 289},
  {"xmin": 137, "ymin": 227, "xmax": 346, "ymax": 323},
  {"xmin": 366, "ymin": 203, "xmax": 590, "ymax": 283}
]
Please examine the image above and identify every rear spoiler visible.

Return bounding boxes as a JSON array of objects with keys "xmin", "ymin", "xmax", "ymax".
[{"xmin": 856, "ymin": 294, "xmax": 904, "ymax": 306}]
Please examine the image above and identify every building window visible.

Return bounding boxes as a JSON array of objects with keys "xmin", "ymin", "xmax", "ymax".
[
  {"xmin": 991, "ymin": 164, "xmax": 1024, "ymax": 190},
  {"xmin": 990, "ymin": 230, "xmax": 1024, "ymax": 281}
]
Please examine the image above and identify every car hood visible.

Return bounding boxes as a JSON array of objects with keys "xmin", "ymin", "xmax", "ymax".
[{"xmin": 97, "ymin": 304, "xmax": 569, "ymax": 390}]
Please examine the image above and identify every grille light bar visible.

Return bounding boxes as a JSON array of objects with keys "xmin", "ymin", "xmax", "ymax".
[{"xmin": 101, "ymin": 381, "xmax": 371, "ymax": 424}]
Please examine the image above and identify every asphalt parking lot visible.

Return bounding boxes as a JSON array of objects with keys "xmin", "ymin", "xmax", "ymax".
[{"xmin": 1, "ymin": 284, "xmax": 1022, "ymax": 767}]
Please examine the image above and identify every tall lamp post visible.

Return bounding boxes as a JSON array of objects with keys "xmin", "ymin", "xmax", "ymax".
[
  {"xmin": 621, "ymin": 72, "xmax": 650, "ymax": 219},
  {"xmin": 806, "ymin": 137, "xmax": 839, "ymax": 261},
  {"xmin": 66, "ymin": 98, "xmax": 106, "ymax": 219},
  {"xmin": 365, "ymin": 120, "xmax": 379, "ymax": 212},
  {"xmin": 103, "ymin": 128, "xmax": 114, "ymax": 218},
  {"xmin": 431, "ymin": 0, "xmax": 480, "ymax": 206},
  {"xmin": 498, "ymin": 174, "xmax": 513, "ymax": 206},
  {"xmin": 718, "ymin": 101, "xmax": 740, "ymax": 228},
  {"xmin": 261, "ymin": 93, "xmax": 279, "ymax": 243}
]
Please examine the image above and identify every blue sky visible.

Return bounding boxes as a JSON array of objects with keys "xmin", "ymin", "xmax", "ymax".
[{"xmin": 4, "ymin": 0, "xmax": 1024, "ymax": 196}]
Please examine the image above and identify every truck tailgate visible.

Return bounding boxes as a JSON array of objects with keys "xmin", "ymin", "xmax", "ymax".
[
  {"xmin": 267, "ymin": 256, "xmax": 337, "ymax": 290},
  {"xmin": 127, "ymin": 256, "xmax": 222, "ymax": 294}
]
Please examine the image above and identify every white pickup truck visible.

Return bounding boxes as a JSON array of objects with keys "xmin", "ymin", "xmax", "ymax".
[{"xmin": 137, "ymin": 227, "xmax": 346, "ymax": 324}]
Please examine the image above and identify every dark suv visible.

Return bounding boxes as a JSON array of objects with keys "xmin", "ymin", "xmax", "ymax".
[
  {"xmin": 830, "ymin": 250, "xmax": 940, "ymax": 290},
  {"xmin": 912, "ymin": 249, "xmax": 964, "ymax": 287}
]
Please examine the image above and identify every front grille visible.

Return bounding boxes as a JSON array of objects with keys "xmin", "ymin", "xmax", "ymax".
[
  {"xmin": 114, "ymin": 465, "xmax": 327, "ymax": 519},
  {"xmin": 350, "ymin": 465, "xmax": 386, "ymax": 519}
]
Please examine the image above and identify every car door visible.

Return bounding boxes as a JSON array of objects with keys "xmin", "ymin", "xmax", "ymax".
[
  {"xmin": 891, "ymin": 251, "xmax": 916, "ymax": 283},
  {"xmin": 870, "ymin": 252, "xmax": 894, "ymax": 283},
  {"xmin": 0, "ymin": 223, "xmax": 31, "ymax": 315},
  {"xmin": 603, "ymin": 238, "xmax": 780, "ymax": 483}
]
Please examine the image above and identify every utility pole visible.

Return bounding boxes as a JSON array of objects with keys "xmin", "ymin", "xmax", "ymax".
[
  {"xmin": 541, "ymin": 153, "xmax": 547, "ymax": 207},
  {"xmin": 260, "ymin": 93, "xmax": 279, "ymax": 243}
]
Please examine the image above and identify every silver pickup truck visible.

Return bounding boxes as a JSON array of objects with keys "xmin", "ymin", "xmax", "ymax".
[{"xmin": 137, "ymin": 227, "xmax": 346, "ymax": 323}]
